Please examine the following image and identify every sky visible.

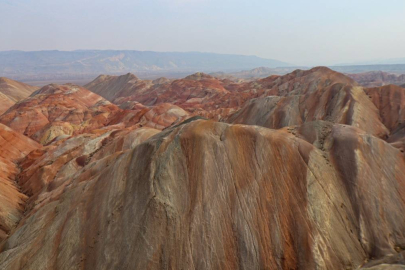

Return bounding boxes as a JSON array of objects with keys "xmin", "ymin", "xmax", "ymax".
[{"xmin": 1, "ymin": 0, "xmax": 405, "ymax": 66}]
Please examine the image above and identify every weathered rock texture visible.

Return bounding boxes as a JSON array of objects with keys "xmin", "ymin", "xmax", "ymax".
[
  {"xmin": 87, "ymin": 67, "xmax": 362, "ymax": 122},
  {"xmin": 0, "ymin": 120, "xmax": 404, "ymax": 270},
  {"xmin": 0, "ymin": 123, "xmax": 40, "ymax": 241},
  {"xmin": 0, "ymin": 84, "xmax": 189, "ymax": 144},
  {"xmin": 0, "ymin": 77, "xmax": 38, "ymax": 114},
  {"xmin": 361, "ymin": 85, "xmax": 405, "ymax": 151},
  {"xmin": 0, "ymin": 84, "xmax": 122, "ymax": 144},
  {"xmin": 85, "ymin": 73, "xmax": 153, "ymax": 101},
  {"xmin": 228, "ymin": 69, "xmax": 388, "ymax": 138},
  {"xmin": 0, "ymin": 67, "xmax": 405, "ymax": 269},
  {"xmin": 86, "ymin": 72, "xmax": 258, "ymax": 119}
]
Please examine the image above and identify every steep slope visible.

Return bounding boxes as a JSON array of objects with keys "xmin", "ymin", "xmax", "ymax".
[
  {"xmin": 228, "ymin": 67, "xmax": 389, "ymax": 137},
  {"xmin": 17, "ymin": 126, "xmax": 160, "ymax": 205},
  {"xmin": 0, "ymin": 123, "xmax": 40, "ymax": 241},
  {"xmin": 0, "ymin": 77, "xmax": 38, "ymax": 114},
  {"xmin": 252, "ymin": 66, "xmax": 357, "ymax": 96},
  {"xmin": 362, "ymin": 85, "xmax": 405, "ymax": 151},
  {"xmin": 0, "ymin": 120, "xmax": 404, "ymax": 269},
  {"xmin": 84, "ymin": 73, "xmax": 153, "ymax": 101},
  {"xmin": 364, "ymin": 85, "xmax": 405, "ymax": 132},
  {"xmin": 86, "ymin": 67, "xmax": 392, "ymax": 134},
  {"xmin": 0, "ymin": 92, "xmax": 15, "ymax": 115}
]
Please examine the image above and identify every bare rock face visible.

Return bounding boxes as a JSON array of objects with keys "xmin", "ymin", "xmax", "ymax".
[
  {"xmin": 251, "ymin": 66, "xmax": 357, "ymax": 96},
  {"xmin": 364, "ymin": 85, "xmax": 405, "ymax": 132},
  {"xmin": 0, "ymin": 84, "xmax": 188, "ymax": 145},
  {"xmin": 362, "ymin": 85, "xmax": 405, "ymax": 151},
  {"xmin": 0, "ymin": 84, "xmax": 121, "ymax": 144},
  {"xmin": 0, "ymin": 120, "xmax": 404, "ymax": 269},
  {"xmin": 1, "ymin": 68, "xmax": 405, "ymax": 269},
  {"xmin": 86, "ymin": 72, "xmax": 257, "ymax": 119},
  {"xmin": 84, "ymin": 73, "xmax": 152, "ymax": 101},
  {"xmin": 137, "ymin": 103, "xmax": 189, "ymax": 129},
  {"xmin": 17, "ymin": 126, "xmax": 159, "ymax": 207},
  {"xmin": 0, "ymin": 123, "xmax": 40, "ymax": 241},
  {"xmin": 359, "ymin": 250, "xmax": 405, "ymax": 269},
  {"xmin": 86, "ymin": 67, "xmax": 360, "ymax": 122},
  {"xmin": 0, "ymin": 77, "xmax": 38, "ymax": 114},
  {"xmin": 0, "ymin": 92, "xmax": 16, "ymax": 116},
  {"xmin": 228, "ymin": 78, "xmax": 388, "ymax": 138}
]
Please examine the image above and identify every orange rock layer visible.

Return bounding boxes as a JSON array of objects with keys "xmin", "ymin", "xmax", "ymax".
[{"xmin": 0, "ymin": 67, "xmax": 404, "ymax": 269}]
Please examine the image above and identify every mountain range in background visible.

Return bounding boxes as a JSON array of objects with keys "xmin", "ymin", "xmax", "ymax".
[
  {"xmin": 336, "ymin": 57, "xmax": 405, "ymax": 66},
  {"xmin": 0, "ymin": 50, "xmax": 290, "ymax": 81},
  {"xmin": 2, "ymin": 50, "xmax": 405, "ymax": 86}
]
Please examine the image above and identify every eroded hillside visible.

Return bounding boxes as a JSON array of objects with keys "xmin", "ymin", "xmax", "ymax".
[{"xmin": 0, "ymin": 67, "xmax": 404, "ymax": 269}]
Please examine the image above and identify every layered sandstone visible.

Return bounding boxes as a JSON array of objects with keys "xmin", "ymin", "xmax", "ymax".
[
  {"xmin": 0, "ymin": 84, "xmax": 121, "ymax": 144},
  {"xmin": 86, "ymin": 72, "xmax": 256, "ymax": 119},
  {"xmin": 228, "ymin": 69, "xmax": 388, "ymax": 138},
  {"xmin": 0, "ymin": 84, "xmax": 189, "ymax": 144},
  {"xmin": 0, "ymin": 68, "xmax": 404, "ymax": 269},
  {"xmin": 0, "ymin": 123, "xmax": 40, "ymax": 241},
  {"xmin": 0, "ymin": 120, "xmax": 404, "ymax": 269},
  {"xmin": 0, "ymin": 77, "xmax": 38, "ymax": 114},
  {"xmin": 84, "ymin": 73, "xmax": 153, "ymax": 101}
]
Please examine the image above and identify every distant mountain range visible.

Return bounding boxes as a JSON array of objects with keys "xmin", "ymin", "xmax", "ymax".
[
  {"xmin": 3, "ymin": 50, "xmax": 405, "ymax": 84},
  {"xmin": 336, "ymin": 58, "xmax": 405, "ymax": 66},
  {"xmin": 0, "ymin": 50, "xmax": 290, "ymax": 81}
]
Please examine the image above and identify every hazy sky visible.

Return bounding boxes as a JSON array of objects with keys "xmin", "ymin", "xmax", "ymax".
[{"xmin": 1, "ymin": 0, "xmax": 405, "ymax": 66}]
